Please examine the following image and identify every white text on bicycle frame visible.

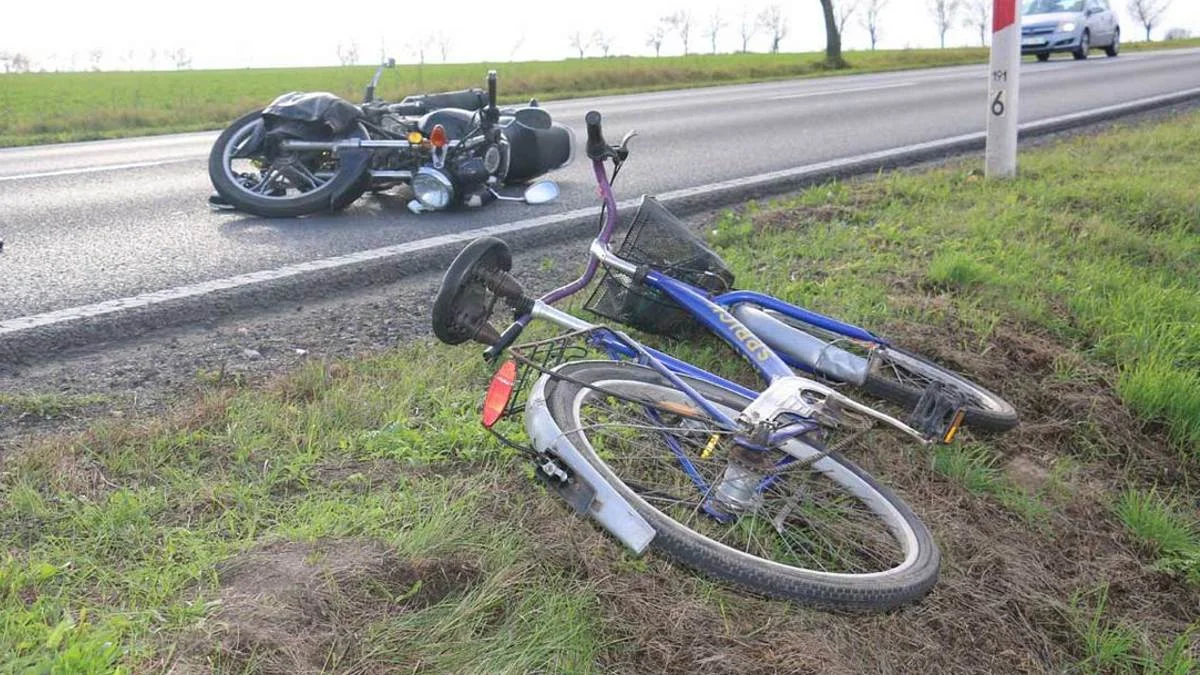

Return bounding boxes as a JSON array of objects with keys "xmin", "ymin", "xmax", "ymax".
[{"xmin": 716, "ymin": 308, "xmax": 772, "ymax": 362}]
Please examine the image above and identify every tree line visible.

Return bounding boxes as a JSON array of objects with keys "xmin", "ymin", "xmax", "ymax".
[
  {"xmin": 0, "ymin": 0, "xmax": 1185, "ymax": 74},
  {"xmin": 568, "ymin": 0, "xmax": 1181, "ymax": 68}
]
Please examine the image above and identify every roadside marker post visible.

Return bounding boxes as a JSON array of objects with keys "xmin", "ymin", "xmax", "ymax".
[{"xmin": 987, "ymin": 0, "xmax": 1021, "ymax": 178}]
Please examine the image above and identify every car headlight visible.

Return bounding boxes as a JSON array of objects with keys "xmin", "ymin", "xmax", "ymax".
[
  {"xmin": 1059, "ymin": 21, "xmax": 1077, "ymax": 32},
  {"xmin": 413, "ymin": 167, "xmax": 454, "ymax": 210}
]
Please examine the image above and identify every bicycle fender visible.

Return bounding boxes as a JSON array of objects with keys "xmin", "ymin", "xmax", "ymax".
[{"xmin": 525, "ymin": 375, "xmax": 657, "ymax": 555}]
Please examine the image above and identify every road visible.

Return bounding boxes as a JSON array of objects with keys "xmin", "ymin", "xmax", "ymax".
[{"xmin": 2, "ymin": 48, "xmax": 1199, "ymax": 322}]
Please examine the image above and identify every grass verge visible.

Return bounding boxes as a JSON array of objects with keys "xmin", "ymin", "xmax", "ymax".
[
  {"xmin": 2, "ymin": 109, "xmax": 1199, "ymax": 673},
  {"xmin": 3, "ymin": 40, "xmax": 1200, "ymax": 147}
]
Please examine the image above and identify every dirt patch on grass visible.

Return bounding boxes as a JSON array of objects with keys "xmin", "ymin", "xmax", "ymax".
[{"xmin": 176, "ymin": 538, "xmax": 481, "ymax": 674}]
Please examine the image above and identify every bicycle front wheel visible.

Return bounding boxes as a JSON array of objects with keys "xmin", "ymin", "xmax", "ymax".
[{"xmin": 537, "ymin": 361, "xmax": 939, "ymax": 611}]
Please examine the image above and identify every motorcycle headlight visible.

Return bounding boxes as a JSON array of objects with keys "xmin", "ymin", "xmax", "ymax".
[
  {"xmin": 413, "ymin": 167, "xmax": 455, "ymax": 210},
  {"xmin": 1059, "ymin": 21, "xmax": 1077, "ymax": 32}
]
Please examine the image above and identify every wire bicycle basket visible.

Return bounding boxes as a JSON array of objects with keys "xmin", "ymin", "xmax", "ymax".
[{"xmin": 585, "ymin": 196, "xmax": 734, "ymax": 338}]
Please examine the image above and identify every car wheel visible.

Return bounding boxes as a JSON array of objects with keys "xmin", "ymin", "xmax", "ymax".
[
  {"xmin": 1036, "ymin": 53, "xmax": 1051, "ymax": 62},
  {"xmin": 1073, "ymin": 31, "xmax": 1090, "ymax": 60},
  {"xmin": 1105, "ymin": 29, "xmax": 1120, "ymax": 57}
]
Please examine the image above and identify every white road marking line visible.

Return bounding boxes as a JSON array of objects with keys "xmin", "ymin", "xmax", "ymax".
[
  {"xmin": 0, "ymin": 158, "xmax": 197, "ymax": 182},
  {"xmin": 770, "ymin": 82, "xmax": 917, "ymax": 100}
]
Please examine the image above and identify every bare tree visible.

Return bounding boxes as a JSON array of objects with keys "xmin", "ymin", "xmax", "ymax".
[
  {"xmin": 435, "ymin": 32, "xmax": 453, "ymax": 62},
  {"xmin": 757, "ymin": 5, "xmax": 789, "ymax": 54},
  {"xmin": 646, "ymin": 24, "xmax": 667, "ymax": 56},
  {"xmin": 169, "ymin": 48, "xmax": 192, "ymax": 70},
  {"xmin": 1127, "ymin": 0, "xmax": 1172, "ymax": 41},
  {"xmin": 964, "ymin": 0, "xmax": 990, "ymax": 46},
  {"xmin": 11, "ymin": 53, "xmax": 31, "ymax": 73},
  {"xmin": 336, "ymin": 41, "xmax": 360, "ymax": 66},
  {"xmin": 1165, "ymin": 27, "xmax": 1191, "ymax": 40},
  {"xmin": 704, "ymin": 10, "xmax": 727, "ymax": 54},
  {"xmin": 929, "ymin": 0, "xmax": 962, "ymax": 48},
  {"xmin": 408, "ymin": 35, "xmax": 434, "ymax": 64},
  {"xmin": 860, "ymin": 0, "xmax": 889, "ymax": 49},
  {"xmin": 568, "ymin": 30, "xmax": 591, "ymax": 59},
  {"xmin": 836, "ymin": 0, "xmax": 860, "ymax": 39},
  {"xmin": 0, "ymin": 52, "xmax": 11, "ymax": 74},
  {"xmin": 147, "ymin": 48, "xmax": 158, "ymax": 70},
  {"xmin": 664, "ymin": 10, "xmax": 694, "ymax": 55},
  {"xmin": 593, "ymin": 30, "xmax": 614, "ymax": 57},
  {"xmin": 89, "ymin": 48, "xmax": 104, "ymax": 71},
  {"xmin": 738, "ymin": 6, "xmax": 759, "ymax": 52},
  {"xmin": 508, "ymin": 34, "xmax": 526, "ymax": 61}
]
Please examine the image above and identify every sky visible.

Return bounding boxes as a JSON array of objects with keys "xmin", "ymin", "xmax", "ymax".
[{"xmin": 2, "ymin": 0, "xmax": 1198, "ymax": 71}]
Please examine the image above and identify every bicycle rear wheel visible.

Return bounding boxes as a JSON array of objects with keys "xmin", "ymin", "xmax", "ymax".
[{"xmin": 536, "ymin": 360, "xmax": 939, "ymax": 611}]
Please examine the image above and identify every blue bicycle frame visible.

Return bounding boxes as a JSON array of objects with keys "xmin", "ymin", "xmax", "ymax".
[{"xmin": 514, "ymin": 155, "xmax": 878, "ymax": 449}]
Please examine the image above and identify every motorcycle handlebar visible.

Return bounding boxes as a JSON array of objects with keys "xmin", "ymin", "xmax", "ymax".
[{"xmin": 585, "ymin": 111, "xmax": 609, "ymax": 160}]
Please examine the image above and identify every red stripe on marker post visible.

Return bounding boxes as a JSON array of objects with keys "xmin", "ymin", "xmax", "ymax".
[{"xmin": 994, "ymin": 0, "xmax": 1016, "ymax": 31}]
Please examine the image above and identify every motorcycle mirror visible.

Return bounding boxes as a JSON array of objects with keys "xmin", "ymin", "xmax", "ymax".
[
  {"xmin": 523, "ymin": 181, "xmax": 559, "ymax": 205},
  {"xmin": 386, "ymin": 58, "xmax": 396, "ymax": 68}
]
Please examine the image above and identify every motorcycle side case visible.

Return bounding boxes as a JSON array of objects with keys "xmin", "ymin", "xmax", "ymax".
[{"xmin": 501, "ymin": 108, "xmax": 575, "ymax": 183}]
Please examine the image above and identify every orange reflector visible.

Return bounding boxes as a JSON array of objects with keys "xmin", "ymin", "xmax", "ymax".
[
  {"xmin": 942, "ymin": 409, "xmax": 967, "ymax": 444},
  {"xmin": 407, "ymin": 131, "xmax": 423, "ymax": 144},
  {"xmin": 482, "ymin": 360, "xmax": 518, "ymax": 428},
  {"xmin": 429, "ymin": 124, "xmax": 448, "ymax": 148}
]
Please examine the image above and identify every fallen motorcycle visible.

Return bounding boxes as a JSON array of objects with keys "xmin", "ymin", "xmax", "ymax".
[{"xmin": 207, "ymin": 61, "xmax": 573, "ymax": 218}]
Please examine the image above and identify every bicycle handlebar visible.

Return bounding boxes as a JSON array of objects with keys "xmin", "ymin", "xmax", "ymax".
[{"xmin": 585, "ymin": 111, "xmax": 610, "ymax": 160}]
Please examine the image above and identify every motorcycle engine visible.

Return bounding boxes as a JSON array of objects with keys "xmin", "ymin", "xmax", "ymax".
[{"xmin": 380, "ymin": 114, "xmax": 409, "ymax": 137}]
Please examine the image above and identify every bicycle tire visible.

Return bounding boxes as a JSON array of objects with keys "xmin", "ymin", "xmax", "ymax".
[
  {"xmin": 862, "ymin": 346, "xmax": 1019, "ymax": 433},
  {"xmin": 537, "ymin": 360, "xmax": 940, "ymax": 611}
]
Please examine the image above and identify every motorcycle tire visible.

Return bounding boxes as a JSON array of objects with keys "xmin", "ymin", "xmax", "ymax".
[{"xmin": 208, "ymin": 110, "xmax": 371, "ymax": 218}]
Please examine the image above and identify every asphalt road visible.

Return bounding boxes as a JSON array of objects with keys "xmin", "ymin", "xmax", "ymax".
[{"xmin": 2, "ymin": 48, "xmax": 1199, "ymax": 322}]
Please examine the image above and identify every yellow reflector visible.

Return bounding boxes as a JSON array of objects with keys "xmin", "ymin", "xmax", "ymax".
[
  {"xmin": 942, "ymin": 410, "xmax": 967, "ymax": 444},
  {"xmin": 407, "ymin": 131, "xmax": 423, "ymax": 144},
  {"xmin": 700, "ymin": 434, "xmax": 721, "ymax": 460},
  {"xmin": 482, "ymin": 360, "xmax": 518, "ymax": 428}
]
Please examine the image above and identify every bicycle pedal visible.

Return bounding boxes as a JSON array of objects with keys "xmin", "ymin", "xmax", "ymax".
[{"xmin": 908, "ymin": 382, "xmax": 968, "ymax": 443}]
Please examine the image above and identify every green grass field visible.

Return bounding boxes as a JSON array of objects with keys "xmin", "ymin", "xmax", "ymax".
[
  {"xmin": 2, "ymin": 111, "xmax": 1198, "ymax": 672},
  {"xmin": 2, "ymin": 39, "xmax": 1199, "ymax": 147}
]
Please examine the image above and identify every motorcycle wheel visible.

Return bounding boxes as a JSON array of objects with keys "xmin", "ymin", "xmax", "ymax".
[{"xmin": 208, "ymin": 110, "xmax": 370, "ymax": 218}]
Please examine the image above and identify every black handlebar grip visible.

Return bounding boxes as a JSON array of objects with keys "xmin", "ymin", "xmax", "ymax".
[
  {"xmin": 483, "ymin": 321, "xmax": 524, "ymax": 361},
  {"xmin": 585, "ymin": 110, "xmax": 609, "ymax": 160},
  {"xmin": 487, "ymin": 71, "xmax": 498, "ymax": 108}
]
